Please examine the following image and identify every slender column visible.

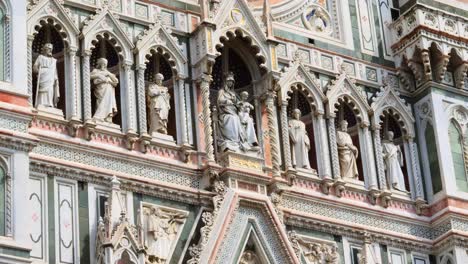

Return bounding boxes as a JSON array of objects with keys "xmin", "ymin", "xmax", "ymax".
[
  {"xmin": 82, "ymin": 50, "xmax": 92, "ymax": 122},
  {"xmin": 199, "ymin": 73, "xmax": 215, "ymax": 162},
  {"xmin": 408, "ymin": 137, "xmax": 424, "ymax": 199},
  {"xmin": 363, "ymin": 123, "xmax": 378, "ymax": 189},
  {"xmin": 136, "ymin": 65, "xmax": 148, "ymax": 135},
  {"xmin": 178, "ymin": 78, "xmax": 189, "ymax": 145},
  {"xmin": 265, "ymin": 91, "xmax": 281, "ymax": 177},
  {"xmin": 27, "ymin": 36, "xmax": 34, "ymax": 105},
  {"xmin": 67, "ymin": 47, "xmax": 78, "ymax": 119},
  {"xmin": 317, "ymin": 113, "xmax": 332, "ymax": 178},
  {"xmin": 327, "ymin": 116, "xmax": 340, "ymax": 178},
  {"xmin": 5, "ymin": 172, "xmax": 11, "ymax": 237},
  {"xmin": 123, "ymin": 61, "xmax": 137, "ymax": 133},
  {"xmin": 373, "ymin": 126, "xmax": 387, "ymax": 189},
  {"xmin": 280, "ymin": 101, "xmax": 292, "ymax": 170}
]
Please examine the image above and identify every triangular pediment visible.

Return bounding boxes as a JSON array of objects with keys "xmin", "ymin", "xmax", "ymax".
[
  {"xmin": 135, "ymin": 19, "xmax": 187, "ymax": 76},
  {"xmin": 213, "ymin": 198, "xmax": 299, "ymax": 264},
  {"xmin": 81, "ymin": 8, "xmax": 135, "ymax": 60},
  {"xmin": 279, "ymin": 63, "xmax": 326, "ymax": 112},
  {"xmin": 371, "ymin": 85, "xmax": 415, "ymax": 136},
  {"xmin": 214, "ymin": 0, "xmax": 268, "ymax": 44},
  {"xmin": 27, "ymin": 0, "xmax": 80, "ymax": 47},
  {"xmin": 326, "ymin": 72, "xmax": 371, "ymax": 122}
]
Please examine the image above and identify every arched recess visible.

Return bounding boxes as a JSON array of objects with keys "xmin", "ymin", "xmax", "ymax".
[
  {"xmin": 371, "ymin": 85, "xmax": 424, "ymax": 199},
  {"xmin": 447, "ymin": 48, "xmax": 468, "ymax": 90},
  {"xmin": 277, "ymin": 62, "xmax": 330, "ymax": 178},
  {"xmin": 27, "ymin": 0, "xmax": 80, "ymax": 119},
  {"xmin": 0, "ymin": 0, "xmax": 11, "ymax": 82},
  {"xmin": 81, "ymin": 8, "xmax": 136, "ymax": 134},
  {"xmin": 326, "ymin": 72, "xmax": 377, "ymax": 189},
  {"xmin": 135, "ymin": 20, "xmax": 190, "ymax": 146},
  {"xmin": 0, "ymin": 156, "xmax": 10, "ymax": 237},
  {"xmin": 210, "ymin": 29, "xmax": 266, "ymax": 157},
  {"xmin": 447, "ymin": 105, "xmax": 468, "ymax": 192}
]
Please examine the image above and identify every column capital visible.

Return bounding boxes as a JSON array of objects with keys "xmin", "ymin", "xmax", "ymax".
[
  {"xmin": 82, "ymin": 49, "xmax": 93, "ymax": 57},
  {"xmin": 136, "ymin": 64, "xmax": 147, "ymax": 71}
]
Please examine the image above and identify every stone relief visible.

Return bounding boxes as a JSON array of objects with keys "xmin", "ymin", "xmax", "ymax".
[
  {"xmin": 147, "ymin": 73, "xmax": 171, "ymax": 136},
  {"xmin": 142, "ymin": 204, "xmax": 188, "ymax": 263},
  {"xmin": 90, "ymin": 58, "xmax": 119, "ymax": 123},
  {"xmin": 239, "ymin": 250, "xmax": 260, "ymax": 264},
  {"xmin": 289, "ymin": 109, "xmax": 311, "ymax": 169},
  {"xmin": 289, "ymin": 231, "xmax": 339, "ymax": 264},
  {"xmin": 303, "ymin": 5, "xmax": 333, "ymax": 35},
  {"xmin": 336, "ymin": 120, "xmax": 359, "ymax": 179},
  {"xmin": 216, "ymin": 72, "xmax": 259, "ymax": 153},
  {"xmin": 33, "ymin": 43, "xmax": 60, "ymax": 109},
  {"xmin": 382, "ymin": 131, "xmax": 406, "ymax": 191}
]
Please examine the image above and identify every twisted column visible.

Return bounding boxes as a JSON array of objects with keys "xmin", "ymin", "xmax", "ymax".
[
  {"xmin": 178, "ymin": 78, "xmax": 189, "ymax": 145},
  {"xmin": 408, "ymin": 137, "xmax": 424, "ymax": 199},
  {"xmin": 280, "ymin": 101, "xmax": 292, "ymax": 169},
  {"xmin": 27, "ymin": 36, "xmax": 34, "ymax": 105},
  {"xmin": 136, "ymin": 65, "xmax": 147, "ymax": 135},
  {"xmin": 67, "ymin": 47, "xmax": 78, "ymax": 119},
  {"xmin": 123, "ymin": 62, "xmax": 137, "ymax": 133},
  {"xmin": 265, "ymin": 91, "xmax": 281, "ymax": 177},
  {"xmin": 373, "ymin": 127, "xmax": 387, "ymax": 189},
  {"xmin": 82, "ymin": 51, "xmax": 92, "ymax": 122},
  {"xmin": 199, "ymin": 74, "xmax": 215, "ymax": 162},
  {"xmin": 317, "ymin": 113, "xmax": 332, "ymax": 178},
  {"xmin": 363, "ymin": 124, "xmax": 378, "ymax": 189},
  {"xmin": 327, "ymin": 116, "xmax": 340, "ymax": 178}
]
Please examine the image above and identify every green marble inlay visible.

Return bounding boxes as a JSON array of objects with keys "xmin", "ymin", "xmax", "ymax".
[
  {"xmin": 0, "ymin": 167, "xmax": 5, "ymax": 236},
  {"xmin": 425, "ymin": 124, "xmax": 442, "ymax": 194},
  {"xmin": 78, "ymin": 182, "xmax": 90, "ymax": 263},
  {"xmin": 0, "ymin": 245, "xmax": 30, "ymax": 259},
  {"xmin": 47, "ymin": 176, "xmax": 55, "ymax": 264},
  {"xmin": 449, "ymin": 122, "xmax": 468, "ymax": 192}
]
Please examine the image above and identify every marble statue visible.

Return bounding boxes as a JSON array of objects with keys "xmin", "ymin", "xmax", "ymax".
[
  {"xmin": 324, "ymin": 245, "xmax": 339, "ymax": 264},
  {"xmin": 33, "ymin": 43, "xmax": 60, "ymax": 108},
  {"xmin": 239, "ymin": 250, "xmax": 259, "ymax": 264},
  {"xmin": 382, "ymin": 131, "xmax": 406, "ymax": 191},
  {"xmin": 237, "ymin": 91, "xmax": 259, "ymax": 150},
  {"xmin": 304, "ymin": 243, "xmax": 322, "ymax": 264},
  {"xmin": 146, "ymin": 207, "xmax": 186, "ymax": 262},
  {"xmin": 217, "ymin": 72, "xmax": 258, "ymax": 152},
  {"xmin": 90, "ymin": 58, "xmax": 118, "ymax": 123},
  {"xmin": 147, "ymin": 73, "xmax": 171, "ymax": 135},
  {"xmin": 336, "ymin": 120, "xmax": 359, "ymax": 179},
  {"xmin": 289, "ymin": 109, "xmax": 311, "ymax": 169}
]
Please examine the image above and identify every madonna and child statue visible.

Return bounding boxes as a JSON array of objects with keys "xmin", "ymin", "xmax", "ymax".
[{"xmin": 216, "ymin": 72, "xmax": 259, "ymax": 154}]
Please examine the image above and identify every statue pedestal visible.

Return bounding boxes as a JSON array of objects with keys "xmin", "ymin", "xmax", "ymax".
[
  {"xmin": 36, "ymin": 105, "xmax": 64, "ymax": 120},
  {"xmin": 219, "ymin": 151, "xmax": 263, "ymax": 172},
  {"xmin": 151, "ymin": 132, "xmax": 175, "ymax": 145},
  {"xmin": 95, "ymin": 120, "xmax": 121, "ymax": 133}
]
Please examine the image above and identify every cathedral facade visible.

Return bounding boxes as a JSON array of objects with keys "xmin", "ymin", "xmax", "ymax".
[{"xmin": 0, "ymin": 0, "xmax": 466, "ymax": 263}]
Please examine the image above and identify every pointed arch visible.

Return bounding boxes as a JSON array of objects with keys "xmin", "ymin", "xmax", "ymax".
[{"xmin": 326, "ymin": 73, "xmax": 371, "ymax": 123}]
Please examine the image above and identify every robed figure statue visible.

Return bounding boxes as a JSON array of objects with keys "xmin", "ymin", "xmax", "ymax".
[
  {"xmin": 289, "ymin": 109, "xmax": 311, "ymax": 169},
  {"xmin": 90, "ymin": 58, "xmax": 118, "ymax": 123},
  {"xmin": 336, "ymin": 120, "xmax": 359, "ymax": 179},
  {"xmin": 33, "ymin": 43, "xmax": 60, "ymax": 108},
  {"xmin": 147, "ymin": 73, "xmax": 171, "ymax": 135},
  {"xmin": 382, "ymin": 131, "xmax": 406, "ymax": 190}
]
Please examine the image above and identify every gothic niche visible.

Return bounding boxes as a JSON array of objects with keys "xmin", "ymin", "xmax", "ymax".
[
  {"xmin": 287, "ymin": 89, "xmax": 318, "ymax": 172},
  {"xmin": 90, "ymin": 34, "xmax": 122, "ymax": 126},
  {"xmin": 380, "ymin": 111, "xmax": 410, "ymax": 192},
  {"xmin": 144, "ymin": 50, "xmax": 176, "ymax": 142},
  {"xmin": 211, "ymin": 32, "xmax": 265, "ymax": 157},
  {"xmin": 140, "ymin": 204, "xmax": 188, "ymax": 263},
  {"xmin": 335, "ymin": 100, "xmax": 364, "ymax": 182},
  {"xmin": 31, "ymin": 19, "xmax": 66, "ymax": 116}
]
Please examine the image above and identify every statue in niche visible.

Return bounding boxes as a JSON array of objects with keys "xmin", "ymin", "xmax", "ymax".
[
  {"xmin": 289, "ymin": 109, "xmax": 312, "ymax": 169},
  {"xmin": 336, "ymin": 120, "xmax": 359, "ymax": 179},
  {"xmin": 382, "ymin": 131, "xmax": 406, "ymax": 191},
  {"xmin": 147, "ymin": 73, "xmax": 171, "ymax": 135},
  {"xmin": 323, "ymin": 245, "xmax": 339, "ymax": 264},
  {"xmin": 237, "ymin": 91, "xmax": 259, "ymax": 151},
  {"xmin": 217, "ymin": 72, "xmax": 258, "ymax": 153},
  {"xmin": 239, "ymin": 250, "xmax": 260, "ymax": 264},
  {"xmin": 33, "ymin": 43, "xmax": 60, "ymax": 108},
  {"xmin": 90, "ymin": 58, "xmax": 118, "ymax": 123},
  {"xmin": 146, "ymin": 207, "xmax": 186, "ymax": 263},
  {"xmin": 304, "ymin": 243, "xmax": 322, "ymax": 264}
]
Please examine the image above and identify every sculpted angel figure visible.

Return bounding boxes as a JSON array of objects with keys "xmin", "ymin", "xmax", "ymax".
[
  {"xmin": 382, "ymin": 131, "xmax": 406, "ymax": 191},
  {"xmin": 33, "ymin": 43, "xmax": 60, "ymax": 108},
  {"xmin": 90, "ymin": 58, "xmax": 118, "ymax": 123},
  {"xmin": 147, "ymin": 73, "xmax": 171, "ymax": 135},
  {"xmin": 336, "ymin": 120, "xmax": 359, "ymax": 179},
  {"xmin": 289, "ymin": 109, "xmax": 311, "ymax": 169},
  {"xmin": 237, "ymin": 91, "xmax": 259, "ymax": 150}
]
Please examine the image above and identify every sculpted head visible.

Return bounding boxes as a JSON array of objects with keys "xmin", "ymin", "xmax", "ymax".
[
  {"xmin": 96, "ymin": 58, "xmax": 108, "ymax": 69},
  {"xmin": 339, "ymin": 120, "xmax": 348, "ymax": 132},
  {"xmin": 387, "ymin": 131, "xmax": 394, "ymax": 141},
  {"xmin": 42, "ymin": 43, "xmax": 53, "ymax": 56},
  {"xmin": 240, "ymin": 91, "xmax": 249, "ymax": 101},
  {"xmin": 225, "ymin": 72, "xmax": 235, "ymax": 89},
  {"xmin": 155, "ymin": 73, "xmax": 164, "ymax": 85},
  {"xmin": 292, "ymin": 109, "xmax": 301, "ymax": 120}
]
